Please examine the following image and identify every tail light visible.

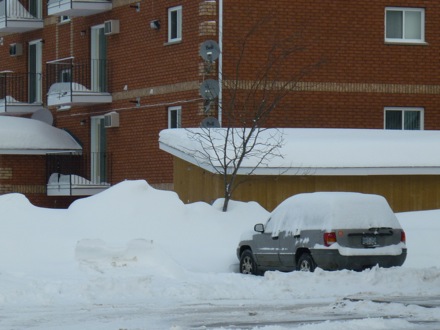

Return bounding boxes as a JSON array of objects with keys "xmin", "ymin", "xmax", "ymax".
[
  {"xmin": 401, "ymin": 230, "xmax": 406, "ymax": 244},
  {"xmin": 324, "ymin": 232, "xmax": 337, "ymax": 247}
]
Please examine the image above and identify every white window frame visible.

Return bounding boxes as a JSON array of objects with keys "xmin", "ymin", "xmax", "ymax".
[
  {"xmin": 91, "ymin": 24, "xmax": 107, "ymax": 92},
  {"xmin": 91, "ymin": 116, "xmax": 107, "ymax": 183},
  {"xmin": 168, "ymin": 106, "xmax": 182, "ymax": 128},
  {"xmin": 385, "ymin": 7, "xmax": 425, "ymax": 44},
  {"xmin": 29, "ymin": 0, "xmax": 42, "ymax": 19},
  {"xmin": 168, "ymin": 5, "xmax": 182, "ymax": 43},
  {"xmin": 28, "ymin": 39, "xmax": 43, "ymax": 104},
  {"xmin": 59, "ymin": 16, "xmax": 71, "ymax": 23},
  {"xmin": 384, "ymin": 107, "xmax": 424, "ymax": 130}
]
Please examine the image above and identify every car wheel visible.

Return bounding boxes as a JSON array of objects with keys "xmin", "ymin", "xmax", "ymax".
[
  {"xmin": 240, "ymin": 250, "xmax": 259, "ymax": 275},
  {"xmin": 297, "ymin": 252, "xmax": 316, "ymax": 272}
]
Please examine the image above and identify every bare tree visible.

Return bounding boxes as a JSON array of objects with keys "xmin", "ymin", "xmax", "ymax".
[{"xmin": 187, "ymin": 16, "xmax": 325, "ymax": 212}]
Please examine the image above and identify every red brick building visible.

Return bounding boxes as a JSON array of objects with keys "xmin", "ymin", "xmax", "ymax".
[{"xmin": 0, "ymin": 0, "xmax": 439, "ymax": 207}]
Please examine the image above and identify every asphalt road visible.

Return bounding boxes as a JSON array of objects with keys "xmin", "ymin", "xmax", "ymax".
[
  {"xmin": 177, "ymin": 295, "xmax": 440, "ymax": 329},
  {"xmin": 2, "ymin": 295, "xmax": 439, "ymax": 329}
]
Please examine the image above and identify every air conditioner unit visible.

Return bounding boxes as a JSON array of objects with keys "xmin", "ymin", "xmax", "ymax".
[
  {"xmin": 104, "ymin": 20, "xmax": 120, "ymax": 36},
  {"xmin": 9, "ymin": 43, "xmax": 23, "ymax": 57},
  {"xmin": 104, "ymin": 112, "xmax": 120, "ymax": 128}
]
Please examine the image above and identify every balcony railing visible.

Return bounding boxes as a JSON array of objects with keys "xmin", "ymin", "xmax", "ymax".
[
  {"xmin": 0, "ymin": 72, "xmax": 43, "ymax": 114},
  {"xmin": 46, "ymin": 57, "xmax": 112, "ymax": 106},
  {"xmin": 47, "ymin": 0, "xmax": 112, "ymax": 17},
  {"xmin": 46, "ymin": 152, "xmax": 112, "ymax": 196},
  {"xmin": 0, "ymin": 0, "xmax": 44, "ymax": 32}
]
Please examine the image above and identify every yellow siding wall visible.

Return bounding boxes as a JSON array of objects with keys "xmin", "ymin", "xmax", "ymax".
[{"xmin": 173, "ymin": 158, "xmax": 440, "ymax": 212}]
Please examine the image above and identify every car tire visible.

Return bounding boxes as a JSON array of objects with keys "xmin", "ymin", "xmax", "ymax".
[
  {"xmin": 297, "ymin": 252, "xmax": 316, "ymax": 272},
  {"xmin": 240, "ymin": 250, "xmax": 259, "ymax": 275}
]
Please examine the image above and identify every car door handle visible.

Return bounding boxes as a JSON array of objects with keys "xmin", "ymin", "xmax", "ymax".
[
  {"xmin": 293, "ymin": 235, "xmax": 300, "ymax": 238},
  {"xmin": 272, "ymin": 236, "xmax": 279, "ymax": 240}
]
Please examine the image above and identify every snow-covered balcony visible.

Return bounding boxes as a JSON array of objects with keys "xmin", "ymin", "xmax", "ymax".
[
  {"xmin": 0, "ymin": 72, "xmax": 43, "ymax": 115},
  {"xmin": 46, "ymin": 58, "xmax": 112, "ymax": 108},
  {"xmin": 47, "ymin": 0, "xmax": 112, "ymax": 17},
  {"xmin": 0, "ymin": 0, "xmax": 44, "ymax": 33},
  {"xmin": 46, "ymin": 152, "xmax": 112, "ymax": 196}
]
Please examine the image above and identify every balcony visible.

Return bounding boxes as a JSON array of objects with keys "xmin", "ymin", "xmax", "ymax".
[
  {"xmin": 46, "ymin": 57, "xmax": 112, "ymax": 107},
  {"xmin": 0, "ymin": 0, "xmax": 43, "ymax": 33},
  {"xmin": 47, "ymin": 0, "xmax": 112, "ymax": 17},
  {"xmin": 46, "ymin": 152, "xmax": 112, "ymax": 196},
  {"xmin": 0, "ymin": 72, "xmax": 43, "ymax": 115}
]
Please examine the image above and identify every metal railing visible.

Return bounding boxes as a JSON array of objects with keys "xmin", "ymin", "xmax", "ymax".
[
  {"xmin": 46, "ymin": 58, "xmax": 110, "ymax": 96},
  {"xmin": 46, "ymin": 152, "xmax": 113, "ymax": 189},
  {"xmin": 47, "ymin": 0, "xmax": 112, "ymax": 5},
  {"xmin": 0, "ymin": 72, "xmax": 42, "ymax": 110},
  {"xmin": 47, "ymin": 0, "xmax": 112, "ymax": 4},
  {"xmin": 0, "ymin": 0, "xmax": 39, "ymax": 20}
]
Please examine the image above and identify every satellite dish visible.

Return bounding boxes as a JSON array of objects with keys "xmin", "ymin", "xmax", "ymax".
[
  {"xmin": 199, "ymin": 79, "xmax": 219, "ymax": 100},
  {"xmin": 199, "ymin": 40, "xmax": 220, "ymax": 62},
  {"xmin": 201, "ymin": 116, "xmax": 220, "ymax": 128},
  {"xmin": 31, "ymin": 108, "xmax": 53, "ymax": 125}
]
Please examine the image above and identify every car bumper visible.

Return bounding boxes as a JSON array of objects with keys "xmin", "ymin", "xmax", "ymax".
[{"xmin": 312, "ymin": 248, "xmax": 407, "ymax": 271}]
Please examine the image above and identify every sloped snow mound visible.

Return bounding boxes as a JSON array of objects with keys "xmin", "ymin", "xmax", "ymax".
[
  {"xmin": 75, "ymin": 239, "xmax": 184, "ymax": 277},
  {"xmin": 0, "ymin": 193, "xmax": 34, "ymax": 209},
  {"xmin": 69, "ymin": 180, "xmax": 185, "ymax": 220}
]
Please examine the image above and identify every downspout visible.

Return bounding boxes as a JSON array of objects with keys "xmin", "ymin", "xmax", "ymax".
[{"xmin": 218, "ymin": 0, "xmax": 223, "ymax": 126}]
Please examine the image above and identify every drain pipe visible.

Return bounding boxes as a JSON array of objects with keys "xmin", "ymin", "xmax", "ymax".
[{"xmin": 218, "ymin": 0, "xmax": 223, "ymax": 126}]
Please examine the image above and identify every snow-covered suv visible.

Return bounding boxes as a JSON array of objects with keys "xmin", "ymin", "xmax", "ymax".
[{"xmin": 237, "ymin": 192, "xmax": 407, "ymax": 274}]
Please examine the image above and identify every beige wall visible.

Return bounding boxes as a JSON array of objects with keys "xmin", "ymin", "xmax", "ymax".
[{"xmin": 174, "ymin": 158, "xmax": 440, "ymax": 213}]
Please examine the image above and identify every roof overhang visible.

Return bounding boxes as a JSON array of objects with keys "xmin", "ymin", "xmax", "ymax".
[
  {"xmin": 159, "ymin": 128, "xmax": 440, "ymax": 176},
  {"xmin": 0, "ymin": 117, "xmax": 82, "ymax": 155},
  {"xmin": 0, "ymin": 149, "xmax": 82, "ymax": 155}
]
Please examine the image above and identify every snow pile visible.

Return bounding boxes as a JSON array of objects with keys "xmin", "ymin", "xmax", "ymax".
[{"xmin": 0, "ymin": 180, "xmax": 439, "ymax": 329}]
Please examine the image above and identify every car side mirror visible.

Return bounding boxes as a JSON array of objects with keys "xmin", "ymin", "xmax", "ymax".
[{"xmin": 254, "ymin": 223, "xmax": 265, "ymax": 233}]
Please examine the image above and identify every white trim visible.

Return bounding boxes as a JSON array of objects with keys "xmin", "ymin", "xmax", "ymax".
[
  {"xmin": 0, "ymin": 149, "xmax": 81, "ymax": 155},
  {"xmin": 159, "ymin": 141, "xmax": 440, "ymax": 176},
  {"xmin": 168, "ymin": 106, "xmax": 182, "ymax": 129},
  {"xmin": 91, "ymin": 115, "xmax": 106, "ymax": 183},
  {"xmin": 59, "ymin": 16, "xmax": 71, "ymax": 24},
  {"xmin": 91, "ymin": 24, "xmax": 106, "ymax": 92},
  {"xmin": 28, "ymin": 39, "xmax": 43, "ymax": 103},
  {"xmin": 46, "ymin": 56, "xmax": 75, "ymax": 64},
  {"xmin": 385, "ymin": 7, "xmax": 425, "ymax": 44},
  {"xmin": 159, "ymin": 128, "xmax": 440, "ymax": 177},
  {"xmin": 30, "ymin": 0, "xmax": 43, "ymax": 19},
  {"xmin": 168, "ymin": 5, "xmax": 182, "ymax": 43}
]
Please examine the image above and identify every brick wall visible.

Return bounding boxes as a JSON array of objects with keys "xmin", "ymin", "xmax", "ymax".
[
  {"xmin": 221, "ymin": 0, "xmax": 440, "ymax": 128},
  {"xmin": 0, "ymin": 155, "xmax": 76, "ymax": 208},
  {"xmin": 1, "ymin": 1, "xmax": 440, "ymax": 207}
]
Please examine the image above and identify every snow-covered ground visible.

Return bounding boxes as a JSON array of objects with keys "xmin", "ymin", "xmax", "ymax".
[{"xmin": 0, "ymin": 180, "xmax": 439, "ymax": 329}]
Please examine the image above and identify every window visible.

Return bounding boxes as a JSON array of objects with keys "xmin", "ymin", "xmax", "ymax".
[
  {"xmin": 168, "ymin": 6, "xmax": 182, "ymax": 43},
  {"xmin": 168, "ymin": 106, "xmax": 181, "ymax": 128},
  {"xmin": 28, "ymin": 40, "xmax": 43, "ymax": 103},
  {"xmin": 29, "ymin": 0, "xmax": 42, "ymax": 19},
  {"xmin": 384, "ymin": 107, "xmax": 424, "ymax": 130},
  {"xmin": 385, "ymin": 7, "xmax": 425, "ymax": 43},
  {"xmin": 91, "ymin": 25, "xmax": 107, "ymax": 92},
  {"xmin": 60, "ymin": 16, "xmax": 71, "ymax": 23},
  {"xmin": 59, "ymin": 68, "xmax": 71, "ymax": 83}
]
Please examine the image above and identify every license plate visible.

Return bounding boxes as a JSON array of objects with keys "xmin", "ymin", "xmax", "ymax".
[{"xmin": 362, "ymin": 235, "xmax": 377, "ymax": 247}]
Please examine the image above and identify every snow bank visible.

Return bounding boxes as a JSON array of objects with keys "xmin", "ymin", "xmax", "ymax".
[{"xmin": 0, "ymin": 181, "xmax": 439, "ymax": 328}]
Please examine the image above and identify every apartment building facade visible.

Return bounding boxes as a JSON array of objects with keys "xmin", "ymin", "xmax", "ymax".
[{"xmin": 0, "ymin": 0, "xmax": 439, "ymax": 207}]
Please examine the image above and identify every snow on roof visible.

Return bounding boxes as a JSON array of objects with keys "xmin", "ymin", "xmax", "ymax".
[
  {"xmin": 159, "ymin": 128, "xmax": 440, "ymax": 175},
  {"xmin": 0, "ymin": 116, "xmax": 82, "ymax": 154}
]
